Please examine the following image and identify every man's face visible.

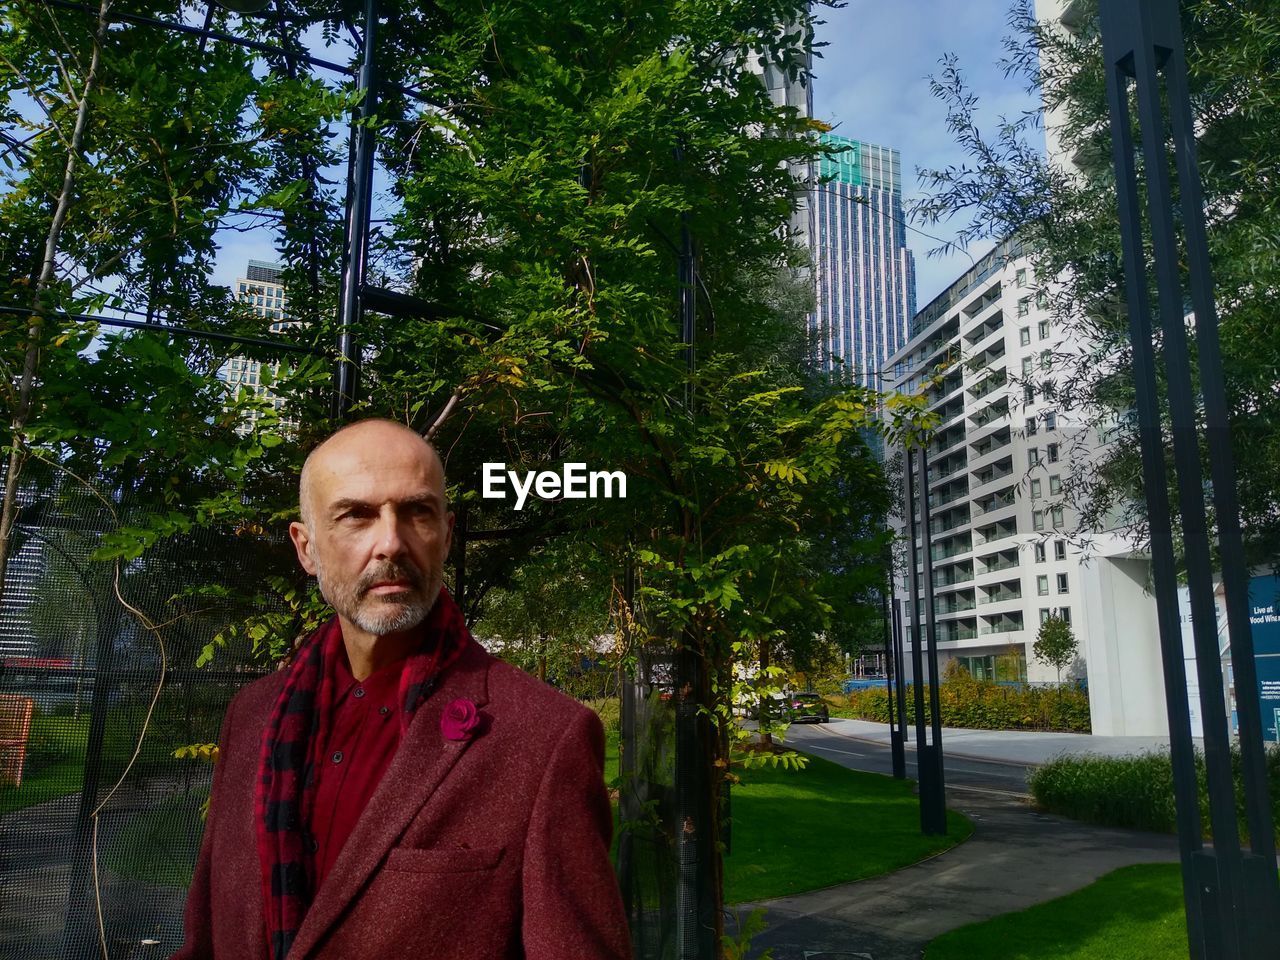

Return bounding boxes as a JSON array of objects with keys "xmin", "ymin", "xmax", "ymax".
[{"xmin": 289, "ymin": 424, "xmax": 454, "ymax": 637}]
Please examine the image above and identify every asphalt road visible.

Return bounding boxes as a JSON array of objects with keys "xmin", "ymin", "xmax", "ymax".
[{"xmin": 783, "ymin": 721, "xmax": 1035, "ymax": 798}]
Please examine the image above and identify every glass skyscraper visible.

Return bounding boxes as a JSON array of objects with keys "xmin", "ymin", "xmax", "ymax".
[{"xmin": 811, "ymin": 133, "xmax": 917, "ymax": 388}]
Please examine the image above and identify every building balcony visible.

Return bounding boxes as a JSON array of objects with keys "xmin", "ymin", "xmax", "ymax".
[
  {"xmin": 968, "ymin": 369, "xmax": 1008, "ymax": 402},
  {"xmin": 936, "ymin": 597, "xmax": 977, "ymax": 616},
  {"xmin": 974, "ymin": 490, "xmax": 1017, "ymax": 515},
  {"xmin": 980, "ymin": 555, "xmax": 1020, "ymax": 574},
  {"xmin": 931, "ymin": 483, "xmax": 970, "ymax": 509},
  {"xmin": 933, "ymin": 568, "xmax": 975, "ymax": 589},
  {"xmin": 978, "ymin": 622, "xmax": 1025, "ymax": 637}
]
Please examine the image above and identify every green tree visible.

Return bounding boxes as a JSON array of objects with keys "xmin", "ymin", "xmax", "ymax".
[
  {"xmin": 3, "ymin": 2, "xmax": 935, "ymax": 945},
  {"xmin": 1034, "ymin": 614, "xmax": 1077, "ymax": 685},
  {"xmin": 911, "ymin": 0, "xmax": 1280, "ymax": 569}
]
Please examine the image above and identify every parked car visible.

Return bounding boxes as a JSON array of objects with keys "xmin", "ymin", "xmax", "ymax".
[{"xmin": 786, "ymin": 692, "xmax": 830, "ymax": 723}]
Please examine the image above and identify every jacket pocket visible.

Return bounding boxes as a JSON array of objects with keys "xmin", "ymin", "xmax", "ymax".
[{"xmin": 384, "ymin": 844, "xmax": 505, "ymax": 874}]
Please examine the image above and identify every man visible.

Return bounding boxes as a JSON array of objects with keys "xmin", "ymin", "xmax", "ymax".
[{"xmin": 174, "ymin": 419, "xmax": 630, "ymax": 960}]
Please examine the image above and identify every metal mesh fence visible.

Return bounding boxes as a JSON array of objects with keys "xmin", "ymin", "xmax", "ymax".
[
  {"xmin": 0, "ymin": 468, "xmax": 284, "ymax": 960},
  {"xmin": 617, "ymin": 651, "xmax": 678, "ymax": 960}
]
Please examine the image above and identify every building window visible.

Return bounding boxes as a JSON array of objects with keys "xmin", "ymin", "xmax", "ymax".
[
  {"xmin": 1033, "ymin": 510, "xmax": 1045, "ymax": 531},
  {"xmin": 1037, "ymin": 291, "xmax": 1050, "ymax": 309},
  {"xmin": 1029, "ymin": 448, "xmax": 1041, "ymax": 467},
  {"xmin": 1022, "ymin": 357, "xmax": 1034, "ymax": 377},
  {"xmin": 1051, "ymin": 506, "xmax": 1064, "ymax": 528},
  {"xmin": 1055, "ymin": 540, "xmax": 1067, "ymax": 560},
  {"xmin": 1058, "ymin": 607, "xmax": 1072, "ymax": 626},
  {"xmin": 1024, "ymin": 384, "xmax": 1035, "ymax": 404},
  {"xmin": 1040, "ymin": 349, "xmax": 1053, "ymax": 370},
  {"xmin": 1016, "ymin": 268, "xmax": 1028, "ymax": 287},
  {"xmin": 1047, "ymin": 443, "xmax": 1060, "ymax": 463},
  {"xmin": 1020, "ymin": 327, "xmax": 1031, "ymax": 346},
  {"xmin": 1017, "ymin": 297, "xmax": 1030, "ymax": 318},
  {"xmin": 1040, "ymin": 608, "xmax": 1052, "ymax": 624},
  {"xmin": 1057, "ymin": 572, "xmax": 1069, "ymax": 594},
  {"xmin": 1045, "ymin": 411, "xmax": 1057, "ymax": 431},
  {"xmin": 1038, "ymin": 575, "xmax": 1049, "ymax": 596},
  {"xmin": 1031, "ymin": 479, "xmax": 1042, "ymax": 498},
  {"xmin": 1050, "ymin": 474, "xmax": 1062, "ymax": 495},
  {"xmin": 1039, "ymin": 319, "xmax": 1051, "ymax": 339},
  {"xmin": 1034, "ymin": 542, "xmax": 1047, "ymax": 563},
  {"xmin": 1025, "ymin": 416, "xmax": 1038, "ymax": 435}
]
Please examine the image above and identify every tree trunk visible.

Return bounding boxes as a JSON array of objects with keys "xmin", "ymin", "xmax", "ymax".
[{"xmin": 0, "ymin": 0, "xmax": 113, "ymax": 598}]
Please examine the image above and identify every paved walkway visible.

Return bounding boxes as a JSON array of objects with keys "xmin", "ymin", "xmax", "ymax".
[
  {"xmin": 740, "ymin": 790, "xmax": 1181, "ymax": 960},
  {"xmin": 828, "ymin": 717, "xmax": 1193, "ymax": 765},
  {"xmin": 731, "ymin": 720, "xmax": 1188, "ymax": 959}
]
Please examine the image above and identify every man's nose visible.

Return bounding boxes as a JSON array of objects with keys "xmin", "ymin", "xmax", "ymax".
[{"xmin": 372, "ymin": 507, "xmax": 407, "ymax": 558}]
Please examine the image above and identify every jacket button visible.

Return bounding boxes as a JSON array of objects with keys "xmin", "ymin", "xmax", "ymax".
[
  {"xmin": 379, "ymin": 706, "xmax": 390, "ymax": 717},
  {"xmin": 353, "ymin": 688, "xmax": 365, "ymax": 699},
  {"xmin": 331, "ymin": 751, "xmax": 343, "ymax": 764}
]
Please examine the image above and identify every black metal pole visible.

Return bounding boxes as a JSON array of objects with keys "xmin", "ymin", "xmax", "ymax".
[
  {"xmin": 1097, "ymin": 2, "xmax": 1280, "ymax": 956},
  {"xmin": 884, "ymin": 566, "xmax": 905, "ymax": 779},
  {"xmin": 672, "ymin": 201, "xmax": 715, "ymax": 959},
  {"xmin": 903, "ymin": 449, "xmax": 944, "ymax": 833},
  {"xmin": 60, "ymin": 598, "xmax": 125, "ymax": 958},
  {"xmin": 1160, "ymin": 21, "xmax": 1280, "ymax": 951},
  {"xmin": 892, "ymin": 596, "xmax": 908, "ymax": 768},
  {"xmin": 916, "ymin": 444, "xmax": 947, "ymax": 834},
  {"xmin": 1099, "ymin": 29, "xmax": 1211, "ymax": 957},
  {"xmin": 333, "ymin": 0, "xmax": 379, "ymax": 420}
]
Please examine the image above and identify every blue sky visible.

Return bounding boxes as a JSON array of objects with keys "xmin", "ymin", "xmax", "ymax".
[{"xmin": 812, "ymin": 0, "xmax": 1043, "ymax": 305}]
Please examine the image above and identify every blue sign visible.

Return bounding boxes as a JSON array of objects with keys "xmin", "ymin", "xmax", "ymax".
[{"xmin": 1248, "ymin": 574, "xmax": 1280, "ymax": 741}]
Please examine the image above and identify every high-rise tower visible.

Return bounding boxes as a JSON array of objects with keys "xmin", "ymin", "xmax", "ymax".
[{"xmin": 811, "ymin": 133, "xmax": 917, "ymax": 388}]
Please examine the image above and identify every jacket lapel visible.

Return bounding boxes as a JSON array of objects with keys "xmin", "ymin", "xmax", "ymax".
[{"xmin": 286, "ymin": 639, "xmax": 492, "ymax": 960}]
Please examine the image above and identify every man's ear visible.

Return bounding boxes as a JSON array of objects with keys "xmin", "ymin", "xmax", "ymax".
[{"xmin": 289, "ymin": 521, "xmax": 317, "ymax": 575}]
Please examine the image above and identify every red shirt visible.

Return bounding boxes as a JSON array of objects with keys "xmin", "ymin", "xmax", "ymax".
[{"xmin": 308, "ymin": 644, "xmax": 406, "ymax": 889}]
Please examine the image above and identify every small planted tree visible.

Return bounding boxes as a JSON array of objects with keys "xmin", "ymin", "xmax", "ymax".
[{"xmin": 1034, "ymin": 614, "xmax": 1078, "ymax": 685}]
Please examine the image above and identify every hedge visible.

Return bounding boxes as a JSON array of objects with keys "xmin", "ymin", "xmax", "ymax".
[
  {"xmin": 1028, "ymin": 746, "xmax": 1280, "ymax": 844},
  {"xmin": 833, "ymin": 676, "xmax": 1091, "ymax": 733}
]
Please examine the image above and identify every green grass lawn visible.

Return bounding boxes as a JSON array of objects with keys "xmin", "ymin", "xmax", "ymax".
[
  {"xmin": 605, "ymin": 728, "xmax": 972, "ymax": 904},
  {"xmin": 926, "ymin": 864, "xmax": 1190, "ymax": 960},
  {"xmin": 102, "ymin": 791, "xmax": 207, "ymax": 888},
  {"xmin": 0, "ymin": 715, "xmax": 89, "ymax": 816}
]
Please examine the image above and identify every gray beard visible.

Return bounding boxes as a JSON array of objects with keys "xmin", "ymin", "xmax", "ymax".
[{"xmin": 314, "ymin": 557, "xmax": 442, "ymax": 637}]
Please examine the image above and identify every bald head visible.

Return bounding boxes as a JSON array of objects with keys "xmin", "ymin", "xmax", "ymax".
[
  {"xmin": 289, "ymin": 418, "xmax": 454, "ymax": 649},
  {"xmin": 299, "ymin": 419, "xmax": 445, "ymax": 529}
]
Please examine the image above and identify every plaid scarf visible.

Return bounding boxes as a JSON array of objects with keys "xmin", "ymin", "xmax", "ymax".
[{"xmin": 254, "ymin": 587, "xmax": 471, "ymax": 960}]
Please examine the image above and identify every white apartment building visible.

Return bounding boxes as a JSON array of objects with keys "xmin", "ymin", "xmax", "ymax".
[
  {"xmin": 219, "ymin": 259, "xmax": 294, "ymax": 423},
  {"xmin": 888, "ymin": 239, "xmax": 1093, "ymax": 686}
]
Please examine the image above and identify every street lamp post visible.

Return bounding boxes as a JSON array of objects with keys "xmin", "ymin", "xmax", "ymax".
[
  {"xmin": 903, "ymin": 446, "xmax": 947, "ymax": 834},
  {"xmin": 1098, "ymin": 2, "xmax": 1280, "ymax": 958}
]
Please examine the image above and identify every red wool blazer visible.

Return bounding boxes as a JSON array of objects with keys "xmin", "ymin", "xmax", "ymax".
[{"xmin": 172, "ymin": 638, "xmax": 630, "ymax": 960}]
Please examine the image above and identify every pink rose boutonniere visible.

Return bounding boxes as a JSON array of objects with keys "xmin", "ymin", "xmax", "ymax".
[{"xmin": 441, "ymin": 697, "xmax": 482, "ymax": 742}]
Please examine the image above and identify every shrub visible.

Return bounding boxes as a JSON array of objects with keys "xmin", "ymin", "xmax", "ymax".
[
  {"xmin": 584, "ymin": 696, "xmax": 621, "ymax": 735},
  {"xmin": 834, "ymin": 678, "xmax": 1091, "ymax": 733},
  {"xmin": 1028, "ymin": 745, "xmax": 1280, "ymax": 844}
]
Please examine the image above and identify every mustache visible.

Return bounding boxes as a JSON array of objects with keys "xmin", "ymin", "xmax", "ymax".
[{"xmin": 356, "ymin": 560, "xmax": 427, "ymax": 596}]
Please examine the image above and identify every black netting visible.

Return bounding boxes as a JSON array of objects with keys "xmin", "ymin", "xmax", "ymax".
[
  {"xmin": 0, "ymin": 471, "xmax": 281, "ymax": 959},
  {"xmin": 616, "ymin": 652, "xmax": 678, "ymax": 960}
]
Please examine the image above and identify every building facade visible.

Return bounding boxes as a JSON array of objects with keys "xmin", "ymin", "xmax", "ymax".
[
  {"xmin": 889, "ymin": 239, "xmax": 1094, "ymax": 686},
  {"xmin": 811, "ymin": 133, "xmax": 917, "ymax": 388},
  {"xmin": 219, "ymin": 259, "xmax": 292, "ymax": 421}
]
